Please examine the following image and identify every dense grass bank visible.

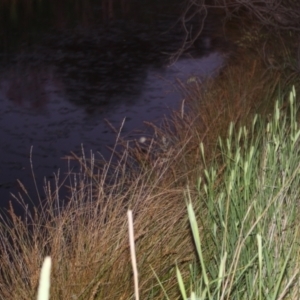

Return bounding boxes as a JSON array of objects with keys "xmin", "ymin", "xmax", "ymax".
[
  {"xmin": 176, "ymin": 87, "xmax": 300, "ymax": 299},
  {"xmin": 1, "ymin": 0, "xmax": 300, "ymax": 299}
]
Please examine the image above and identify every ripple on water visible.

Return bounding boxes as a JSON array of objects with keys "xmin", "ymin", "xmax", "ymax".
[{"xmin": 0, "ymin": 22, "xmax": 229, "ymax": 213}]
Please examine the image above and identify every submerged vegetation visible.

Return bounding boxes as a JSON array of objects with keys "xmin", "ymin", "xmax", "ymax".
[{"xmin": 1, "ymin": 0, "xmax": 300, "ymax": 299}]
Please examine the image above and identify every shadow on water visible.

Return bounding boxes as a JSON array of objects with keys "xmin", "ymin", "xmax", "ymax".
[{"xmin": 0, "ymin": 0, "xmax": 232, "ymax": 216}]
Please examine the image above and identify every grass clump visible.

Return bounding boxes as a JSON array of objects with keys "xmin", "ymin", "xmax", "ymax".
[
  {"xmin": 0, "ymin": 140, "xmax": 195, "ymax": 299},
  {"xmin": 176, "ymin": 87, "xmax": 300, "ymax": 299}
]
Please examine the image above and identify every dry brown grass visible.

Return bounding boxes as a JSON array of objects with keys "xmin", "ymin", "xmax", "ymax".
[{"xmin": 0, "ymin": 150, "xmax": 197, "ymax": 299}]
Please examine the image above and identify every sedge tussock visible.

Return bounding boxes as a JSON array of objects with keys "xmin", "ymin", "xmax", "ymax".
[{"xmin": 0, "ymin": 140, "xmax": 195, "ymax": 299}]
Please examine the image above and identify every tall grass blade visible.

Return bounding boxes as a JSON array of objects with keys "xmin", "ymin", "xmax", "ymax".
[
  {"xmin": 187, "ymin": 201, "xmax": 211, "ymax": 298},
  {"xmin": 176, "ymin": 266, "xmax": 188, "ymax": 300}
]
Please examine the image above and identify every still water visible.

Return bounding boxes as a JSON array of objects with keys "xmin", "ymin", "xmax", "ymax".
[{"xmin": 0, "ymin": 0, "xmax": 230, "ymax": 212}]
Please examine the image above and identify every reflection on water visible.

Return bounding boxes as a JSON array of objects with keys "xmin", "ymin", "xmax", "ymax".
[
  {"xmin": 0, "ymin": 0, "xmax": 231, "ymax": 213},
  {"xmin": 0, "ymin": 52, "xmax": 225, "ymax": 209},
  {"xmin": 2, "ymin": 65, "xmax": 55, "ymax": 110}
]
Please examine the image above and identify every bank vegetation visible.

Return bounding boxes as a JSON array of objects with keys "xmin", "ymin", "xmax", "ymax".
[{"xmin": 1, "ymin": 0, "xmax": 300, "ymax": 299}]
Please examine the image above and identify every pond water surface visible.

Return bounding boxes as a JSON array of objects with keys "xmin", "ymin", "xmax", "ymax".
[{"xmin": 0, "ymin": 0, "xmax": 231, "ymax": 213}]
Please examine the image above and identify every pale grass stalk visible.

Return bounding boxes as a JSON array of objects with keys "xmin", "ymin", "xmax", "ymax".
[
  {"xmin": 128, "ymin": 210, "xmax": 139, "ymax": 300},
  {"xmin": 37, "ymin": 256, "xmax": 52, "ymax": 300}
]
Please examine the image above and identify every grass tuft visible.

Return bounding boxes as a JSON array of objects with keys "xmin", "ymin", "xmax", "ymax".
[{"xmin": 175, "ymin": 86, "xmax": 300, "ymax": 299}]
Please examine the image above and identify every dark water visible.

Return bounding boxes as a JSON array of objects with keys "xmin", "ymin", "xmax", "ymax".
[{"xmin": 0, "ymin": 0, "xmax": 230, "ymax": 213}]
